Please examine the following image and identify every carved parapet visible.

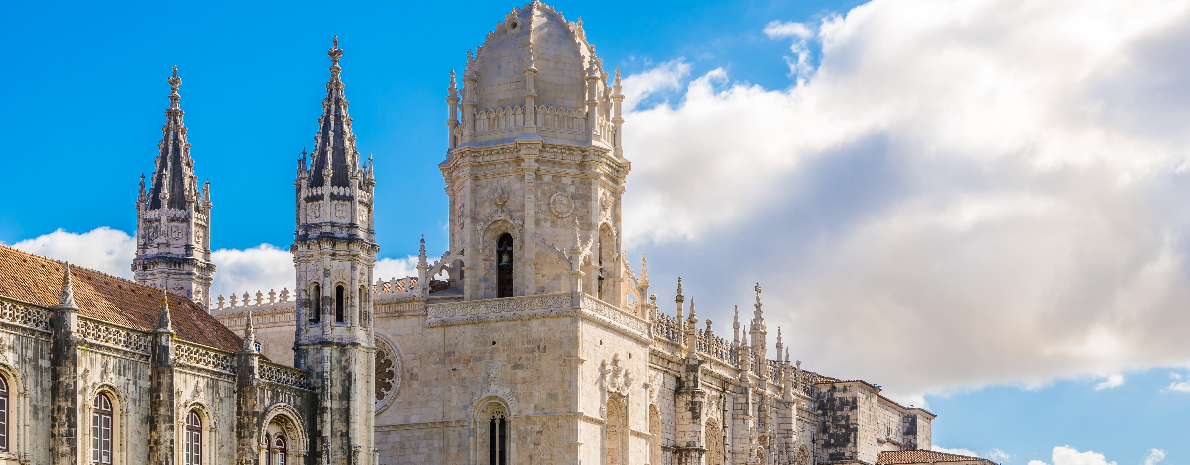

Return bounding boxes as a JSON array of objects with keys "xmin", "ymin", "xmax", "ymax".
[
  {"xmin": 0, "ymin": 300, "xmax": 50, "ymax": 331},
  {"xmin": 174, "ymin": 341, "xmax": 236, "ymax": 375},
  {"xmin": 77, "ymin": 318, "xmax": 151, "ymax": 354},
  {"xmin": 259, "ymin": 361, "xmax": 314, "ymax": 391}
]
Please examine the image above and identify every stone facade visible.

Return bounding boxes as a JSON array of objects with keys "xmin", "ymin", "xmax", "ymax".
[{"xmin": 0, "ymin": 2, "xmax": 946, "ymax": 465}]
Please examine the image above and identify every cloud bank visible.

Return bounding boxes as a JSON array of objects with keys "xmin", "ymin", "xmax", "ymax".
[{"xmin": 621, "ymin": 0, "xmax": 1190, "ymax": 400}]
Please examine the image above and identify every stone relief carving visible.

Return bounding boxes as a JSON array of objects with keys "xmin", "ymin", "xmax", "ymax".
[
  {"xmin": 599, "ymin": 354, "xmax": 632, "ymax": 397},
  {"xmin": 549, "ymin": 192, "xmax": 574, "ymax": 218},
  {"xmin": 308, "ymin": 203, "xmax": 320, "ymax": 219}
]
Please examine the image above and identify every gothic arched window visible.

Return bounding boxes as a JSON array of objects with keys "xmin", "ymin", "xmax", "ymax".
[
  {"xmin": 0, "ymin": 375, "xmax": 8, "ymax": 452},
  {"xmin": 488, "ymin": 410, "xmax": 507, "ymax": 465},
  {"xmin": 335, "ymin": 285, "xmax": 345, "ymax": 323},
  {"xmin": 496, "ymin": 233, "xmax": 514, "ymax": 298},
  {"xmin": 265, "ymin": 434, "xmax": 272, "ymax": 465},
  {"xmin": 92, "ymin": 393, "xmax": 113, "ymax": 465},
  {"xmin": 184, "ymin": 410, "xmax": 202, "ymax": 465},
  {"xmin": 705, "ymin": 419, "xmax": 725, "ymax": 465},
  {"xmin": 273, "ymin": 434, "xmax": 287, "ymax": 465},
  {"xmin": 310, "ymin": 284, "xmax": 322, "ymax": 323}
]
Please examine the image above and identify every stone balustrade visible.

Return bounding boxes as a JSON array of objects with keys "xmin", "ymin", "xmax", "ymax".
[{"xmin": 260, "ymin": 361, "xmax": 314, "ymax": 391}]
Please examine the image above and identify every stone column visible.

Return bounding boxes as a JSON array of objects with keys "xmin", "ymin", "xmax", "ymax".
[
  {"xmin": 235, "ymin": 344, "xmax": 261, "ymax": 464},
  {"xmin": 148, "ymin": 298, "xmax": 177, "ymax": 465},
  {"xmin": 49, "ymin": 266, "xmax": 80, "ymax": 465}
]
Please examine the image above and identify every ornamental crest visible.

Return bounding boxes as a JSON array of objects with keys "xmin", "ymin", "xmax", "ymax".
[
  {"xmin": 550, "ymin": 192, "xmax": 574, "ymax": 218},
  {"xmin": 599, "ymin": 354, "xmax": 632, "ymax": 396}
]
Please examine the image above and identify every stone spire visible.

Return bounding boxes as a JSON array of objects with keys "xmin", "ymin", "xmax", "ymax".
[
  {"xmin": 156, "ymin": 288, "xmax": 173, "ymax": 333},
  {"xmin": 308, "ymin": 36, "xmax": 360, "ymax": 189},
  {"xmin": 675, "ymin": 277, "xmax": 684, "ymax": 322},
  {"xmin": 148, "ymin": 66, "xmax": 198, "ymax": 211},
  {"xmin": 54, "ymin": 262, "xmax": 77, "ymax": 309},
  {"xmin": 733, "ymin": 305, "xmax": 740, "ymax": 343}
]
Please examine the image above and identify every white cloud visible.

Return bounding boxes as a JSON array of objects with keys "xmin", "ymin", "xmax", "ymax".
[
  {"xmin": 988, "ymin": 450, "xmax": 1012, "ymax": 463},
  {"xmin": 621, "ymin": 59, "xmax": 691, "ymax": 112},
  {"xmin": 621, "ymin": 0, "xmax": 1190, "ymax": 397},
  {"xmin": 1143, "ymin": 449, "xmax": 1166, "ymax": 465},
  {"xmin": 1165, "ymin": 373, "xmax": 1190, "ymax": 392},
  {"xmin": 375, "ymin": 256, "xmax": 420, "ymax": 282},
  {"xmin": 932, "ymin": 445, "xmax": 979, "ymax": 457},
  {"xmin": 1029, "ymin": 446, "xmax": 1116, "ymax": 465},
  {"xmin": 1093, "ymin": 374, "xmax": 1125, "ymax": 390},
  {"xmin": 9, "ymin": 227, "xmax": 135, "ymax": 279},
  {"xmin": 764, "ymin": 20, "xmax": 814, "ymax": 39},
  {"xmin": 210, "ymin": 244, "xmax": 294, "ymax": 302}
]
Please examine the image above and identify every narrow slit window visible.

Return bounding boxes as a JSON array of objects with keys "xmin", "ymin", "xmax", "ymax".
[
  {"xmin": 335, "ymin": 285, "xmax": 345, "ymax": 323},
  {"xmin": 310, "ymin": 284, "xmax": 322, "ymax": 323}
]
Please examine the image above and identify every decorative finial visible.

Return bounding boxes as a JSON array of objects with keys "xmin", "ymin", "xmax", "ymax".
[
  {"xmin": 157, "ymin": 287, "xmax": 173, "ymax": 332},
  {"xmin": 56, "ymin": 262, "xmax": 77, "ymax": 308},
  {"xmin": 640, "ymin": 254, "xmax": 648, "ymax": 282},
  {"xmin": 328, "ymin": 36, "xmax": 344, "ymax": 66},
  {"xmin": 676, "ymin": 277, "xmax": 683, "ymax": 297},
  {"xmin": 755, "ymin": 283, "xmax": 762, "ymax": 301},
  {"xmin": 688, "ymin": 297, "xmax": 696, "ymax": 318},
  {"xmin": 573, "ymin": 217, "xmax": 582, "ymax": 246},
  {"xmin": 243, "ymin": 306, "xmax": 257, "ymax": 352}
]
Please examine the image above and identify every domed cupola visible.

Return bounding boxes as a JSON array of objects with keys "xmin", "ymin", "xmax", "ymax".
[{"xmin": 450, "ymin": 0, "xmax": 622, "ymax": 149}]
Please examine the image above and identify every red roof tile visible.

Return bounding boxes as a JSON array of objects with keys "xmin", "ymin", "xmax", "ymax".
[
  {"xmin": 878, "ymin": 450, "xmax": 993, "ymax": 465},
  {"xmin": 0, "ymin": 244, "xmax": 245, "ymax": 353}
]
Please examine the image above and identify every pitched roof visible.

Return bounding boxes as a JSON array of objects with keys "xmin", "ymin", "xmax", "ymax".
[
  {"xmin": 0, "ymin": 244, "xmax": 245, "ymax": 353},
  {"xmin": 877, "ymin": 450, "xmax": 993, "ymax": 465}
]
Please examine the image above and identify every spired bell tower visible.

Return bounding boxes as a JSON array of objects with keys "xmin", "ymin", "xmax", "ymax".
[
  {"xmin": 291, "ymin": 37, "xmax": 378, "ymax": 464},
  {"xmin": 440, "ymin": 1, "xmax": 629, "ymax": 303},
  {"xmin": 133, "ymin": 66, "xmax": 215, "ymax": 309}
]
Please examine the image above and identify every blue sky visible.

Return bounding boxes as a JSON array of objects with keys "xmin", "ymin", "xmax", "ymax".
[{"xmin": 3, "ymin": 0, "xmax": 1190, "ymax": 462}]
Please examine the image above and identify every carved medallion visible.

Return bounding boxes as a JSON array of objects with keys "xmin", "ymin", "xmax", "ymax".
[
  {"xmin": 550, "ymin": 192, "xmax": 574, "ymax": 218},
  {"xmin": 170, "ymin": 225, "xmax": 183, "ymax": 241},
  {"xmin": 334, "ymin": 203, "xmax": 347, "ymax": 220},
  {"xmin": 309, "ymin": 203, "xmax": 320, "ymax": 219},
  {"xmin": 375, "ymin": 337, "xmax": 401, "ymax": 412}
]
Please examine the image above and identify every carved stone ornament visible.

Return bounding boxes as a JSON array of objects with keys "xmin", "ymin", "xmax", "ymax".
[
  {"xmin": 334, "ymin": 203, "xmax": 348, "ymax": 220},
  {"xmin": 550, "ymin": 192, "xmax": 574, "ymax": 218},
  {"xmin": 599, "ymin": 354, "xmax": 632, "ymax": 397},
  {"xmin": 309, "ymin": 203, "xmax": 321, "ymax": 219},
  {"xmin": 170, "ymin": 224, "xmax": 183, "ymax": 241},
  {"xmin": 374, "ymin": 336, "xmax": 401, "ymax": 413},
  {"xmin": 600, "ymin": 191, "xmax": 612, "ymax": 211}
]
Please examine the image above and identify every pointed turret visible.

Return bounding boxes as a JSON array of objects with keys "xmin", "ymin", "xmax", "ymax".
[
  {"xmin": 308, "ymin": 37, "xmax": 360, "ymax": 189},
  {"xmin": 133, "ymin": 66, "xmax": 215, "ymax": 309}
]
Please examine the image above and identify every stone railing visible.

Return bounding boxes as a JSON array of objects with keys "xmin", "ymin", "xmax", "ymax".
[
  {"xmin": 472, "ymin": 105, "xmax": 591, "ymax": 142},
  {"xmin": 0, "ymin": 300, "xmax": 49, "ymax": 331},
  {"xmin": 301, "ymin": 185, "xmax": 369, "ymax": 202},
  {"xmin": 697, "ymin": 330, "xmax": 735, "ymax": 364},
  {"xmin": 793, "ymin": 370, "xmax": 826, "ymax": 398},
  {"xmin": 579, "ymin": 295, "xmax": 649, "ymax": 335},
  {"xmin": 212, "ymin": 288, "xmax": 291, "ymax": 311},
  {"xmin": 653, "ymin": 314, "xmax": 681, "ymax": 342},
  {"xmin": 77, "ymin": 318, "xmax": 150, "ymax": 354},
  {"xmin": 427, "ymin": 293, "xmax": 572, "ymax": 319},
  {"xmin": 768, "ymin": 360, "xmax": 783, "ymax": 385},
  {"xmin": 260, "ymin": 361, "xmax": 314, "ymax": 391},
  {"xmin": 374, "ymin": 277, "xmax": 418, "ymax": 294},
  {"xmin": 174, "ymin": 342, "xmax": 236, "ymax": 375}
]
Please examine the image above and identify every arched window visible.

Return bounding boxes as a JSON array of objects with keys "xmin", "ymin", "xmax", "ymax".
[
  {"xmin": 265, "ymin": 433, "xmax": 272, "ymax": 465},
  {"xmin": 705, "ymin": 419, "xmax": 725, "ymax": 465},
  {"xmin": 606, "ymin": 398, "xmax": 625, "ymax": 465},
  {"xmin": 488, "ymin": 410, "xmax": 507, "ymax": 465},
  {"xmin": 184, "ymin": 410, "xmax": 202, "ymax": 465},
  {"xmin": 335, "ymin": 285, "xmax": 345, "ymax": 323},
  {"xmin": 92, "ymin": 393, "xmax": 113, "ymax": 465},
  {"xmin": 648, "ymin": 405, "xmax": 660, "ymax": 465},
  {"xmin": 310, "ymin": 284, "xmax": 321, "ymax": 323},
  {"xmin": 496, "ymin": 233, "xmax": 514, "ymax": 298},
  {"xmin": 0, "ymin": 375, "xmax": 8, "ymax": 452},
  {"xmin": 273, "ymin": 434, "xmax": 287, "ymax": 465}
]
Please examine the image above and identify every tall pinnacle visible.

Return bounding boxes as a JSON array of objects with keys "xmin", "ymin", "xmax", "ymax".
[
  {"xmin": 157, "ymin": 288, "xmax": 173, "ymax": 332},
  {"xmin": 242, "ymin": 307, "xmax": 257, "ymax": 352},
  {"xmin": 148, "ymin": 66, "xmax": 198, "ymax": 211},
  {"xmin": 309, "ymin": 36, "xmax": 358, "ymax": 189},
  {"xmin": 55, "ymin": 262, "xmax": 77, "ymax": 309}
]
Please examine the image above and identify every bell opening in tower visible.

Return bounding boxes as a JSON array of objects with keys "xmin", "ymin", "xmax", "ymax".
[
  {"xmin": 310, "ymin": 284, "xmax": 321, "ymax": 323},
  {"xmin": 497, "ymin": 233, "xmax": 514, "ymax": 298},
  {"xmin": 335, "ymin": 285, "xmax": 345, "ymax": 323}
]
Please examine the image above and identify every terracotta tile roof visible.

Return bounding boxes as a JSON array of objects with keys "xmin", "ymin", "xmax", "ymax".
[
  {"xmin": 0, "ymin": 244, "xmax": 246, "ymax": 353},
  {"xmin": 878, "ymin": 450, "xmax": 993, "ymax": 465}
]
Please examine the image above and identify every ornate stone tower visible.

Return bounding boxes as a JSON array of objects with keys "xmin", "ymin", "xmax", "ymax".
[
  {"xmin": 440, "ymin": 1, "xmax": 629, "ymax": 303},
  {"xmin": 133, "ymin": 66, "xmax": 215, "ymax": 309},
  {"xmin": 291, "ymin": 37, "xmax": 378, "ymax": 465}
]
